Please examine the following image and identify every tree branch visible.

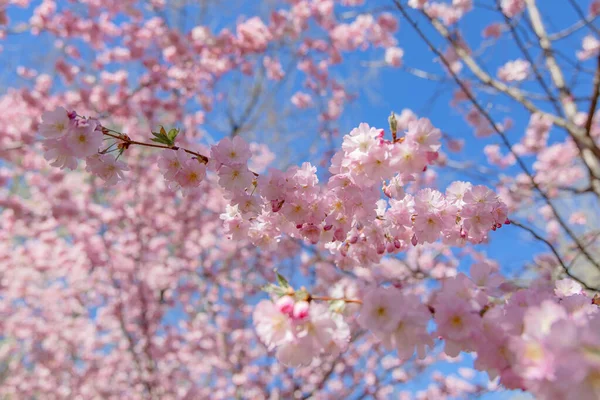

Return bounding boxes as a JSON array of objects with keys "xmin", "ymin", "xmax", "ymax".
[
  {"xmin": 392, "ymin": 0, "xmax": 600, "ymax": 273},
  {"xmin": 510, "ymin": 220, "xmax": 599, "ymax": 291},
  {"xmin": 585, "ymin": 53, "xmax": 600, "ymax": 137}
]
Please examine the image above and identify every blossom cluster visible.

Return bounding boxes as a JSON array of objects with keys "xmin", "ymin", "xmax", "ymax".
[
  {"xmin": 357, "ymin": 270, "xmax": 600, "ymax": 400},
  {"xmin": 217, "ymin": 119, "xmax": 507, "ymax": 268},
  {"xmin": 40, "ymin": 107, "xmax": 129, "ymax": 184},
  {"xmin": 39, "ymin": 109, "xmax": 508, "ymax": 269},
  {"xmin": 253, "ymin": 296, "xmax": 350, "ymax": 367}
]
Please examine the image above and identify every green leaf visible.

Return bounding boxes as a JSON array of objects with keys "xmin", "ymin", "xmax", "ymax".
[
  {"xmin": 275, "ymin": 271, "xmax": 290, "ymax": 289},
  {"xmin": 262, "ymin": 283, "xmax": 287, "ymax": 297},
  {"xmin": 150, "ymin": 128, "xmax": 177, "ymax": 146},
  {"xmin": 167, "ymin": 128, "xmax": 179, "ymax": 142}
]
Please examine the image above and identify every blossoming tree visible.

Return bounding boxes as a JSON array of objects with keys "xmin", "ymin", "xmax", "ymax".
[{"xmin": 2, "ymin": 0, "xmax": 600, "ymax": 399}]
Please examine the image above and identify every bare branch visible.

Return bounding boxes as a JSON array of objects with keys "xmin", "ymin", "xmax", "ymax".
[
  {"xmin": 525, "ymin": 0, "xmax": 577, "ymax": 119},
  {"xmin": 510, "ymin": 220, "xmax": 599, "ymax": 291},
  {"xmin": 498, "ymin": 3, "xmax": 563, "ymax": 116},
  {"xmin": 567, "ymin": 0, "xmax": 600, "ymax": 37},
  {"xmin": 392, "ymin": 0, "xmax": 600, "ymax": 274},
  {"xmin": 585, "ymin": 53, "xmax": 600, "ymax": 136},
  {"xmin": 417, "ymin": 6, "xmax": 575, "ymax": 133},
  {"xmin": 548, "ymin": 14, "xmax": 599, "ymax": 41}
]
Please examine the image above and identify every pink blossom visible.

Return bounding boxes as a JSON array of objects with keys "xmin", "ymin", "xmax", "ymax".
[
  {"xmin": 175, "ymin": 159, "xmax": 206, "ymax": 192},
  {"xmin": 211, "ymin": 136, "xmax": 252, "ymax": 166},
  {"xmin": 577, "ymin": 35, "xmax": 600, "ymax": 60},
  {"xmin": 253, "ymin": 300, "xmax": 293, "ymax": 350},
  {"xmin": 292, "ymin": 300, "xmax": 310, "ymax": 320},
  {"xmin": 65, "ymin": 119, "xmax": 102, "ymax": 157},
  {"xmin": 435, "ymin": 300, "xmax": 481, "ymax": 341},
  {"xmin": 483, "ymin": 23, "xmax": 503, "ymax": 38},
  {"xmin": 384, "ymin": 47, "xmax": 404, "ymax": 67},
  {"xmin": 591, "ymin": 0, "xmax": 600, "ymax": 16},
  {"xmin": 291, "ymin": 92, "xmax": 313, "ymax": 108},
  {"xmin": 158, "ymin": 148, "xmax": 188, "ymax": 179},
  {"xmin": 501, "ymin": 0, "xmax": 525, "ymax": 17},
  {"xmin": 85, "ymin": 154, "xmax": 129, "ymax": 185},
  {"xmin": 498, "ymin": 59, "xmax": 530, "ymax": 82},
  {"xmin": 405, "ymin": 118, "xmax": 441, "ymax": 152},
  {"xmin": 408, "ymin": 0, "xmax": 428, "ymax": 9},
  {"xmin": 358, "ymin": 287, "xmax": 400, "ymax": 333},
  {"xmin": 276, "ymin": 296, "xmax": 295, "ymax": 315},
  {"xmin": 43, "ymin": 137, "xmax": 79, "ymax": 170},
  {"xmin": 263, "ymin": 56, "xmax": 284, "ymax": 80},
  {"xmin": 237, "ymin": 17, "xmax": 272, "ymax": 52},
  {"xmin": 218, "ymin": 164, "xmax": 254, "ymax": 193},
  {"xmin": 39, "ymin": 107, "xmax": 72, "ymax": 138}
]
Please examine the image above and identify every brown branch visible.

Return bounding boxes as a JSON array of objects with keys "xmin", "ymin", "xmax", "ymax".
[
  {"xmin": 567, "ymin": 0, "xmax": 600, "ymax": 37},
  {"xmin": 414, "ymin": 5, "xmax": 573, "ymax": 132},
  {"xmin": 525, "ymin": 0, "xmax": 600, "ymax": 195},
  {"xmin": 309, "ymin": 295, "xmax": 363, "ymax": 304},
  {"xmin": 392, "ymin": 0, "xmax": 600, "ymax": 273},
  {"xmin": 548, "ymin": 14, "xmax": 599, "ymax": 41},
  {"xmin": 510, "ymin": 220, "xmax": 599, "ymax": 291},
  {"xmin": 101, "ymin": 129, "xmax": 209, "ymax": 163},
  {"xmin": 525, "ymin": 0, "xmax": 577, "ymax": 120},
  {"xmin": 585, "ymin": 53, "xmax": 600, "ymax": 136},
  {"xmin": 499, "ymin": 3, "xmax": 563, "ymax": 116}
]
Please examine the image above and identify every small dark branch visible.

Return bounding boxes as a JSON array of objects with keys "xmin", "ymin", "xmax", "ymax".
[
  {"xmin": 549, "ymin": 15, "xmax": 599, "ymax": 41},
  {"xmin": 558, "ymin": 185, "xmax": 594, "ymax": 194},
  {"xmin": 567, "ymin": 0, "xmax": 600, "ymax": 37},
  {"xmin": 392, "ymin": 0, "xmax": 600, "ymax": 273},
  {"xmin": 510, "ymin": 220, "xmax": 599, "ymax": 291},
  {"xmin": 585, "ymin": 53, "xmax": 600, "ymax": 137}
]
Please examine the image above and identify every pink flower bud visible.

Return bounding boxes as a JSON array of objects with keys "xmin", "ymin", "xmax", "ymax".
[
  {"xmin": 411, "ymin": 234, "xmax": 418, "ymax": 246},
  {"xmin": 292, "ymin": 301, "xmax": 310, "ymax": 320},
  {"xmin": 386, "ymin": 241, "xmax": 395, "ymax": 253},
  {"xmin": 383, "ymin": 184, "xmax": 392, "ymax": 198},
  {"xmin": 271, "ymin": 199, "xmax": 284, "ymax": 212},
  {"xmin": 276, "ymin": 296, "xmax": 295, "ymax": 316},
  {"xmin": 334, "ymin": 228, "xmax": 346, "ymax": 242}
]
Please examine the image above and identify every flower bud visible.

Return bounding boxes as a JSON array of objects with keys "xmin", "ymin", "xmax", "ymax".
[
  {"xmin": 292, "ymin": 301, "xmax": 310, "ymax": 320},
  {"xmin": 276, "ymin": 296, "xmax": 295, "ymax": 316}
]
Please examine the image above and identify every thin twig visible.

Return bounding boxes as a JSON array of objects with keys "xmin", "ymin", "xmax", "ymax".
[
  {"xmin": 548, "ymin": 14, "xmax": 599, "ymax": 41},
  {"xmin": 499, "ymin": 3, "xmax": 563, "ymax": 116},
  {"xmin": 567, "ymin": 0, "xmax": 600, "ymax": 37},
  {"xmin": 510, "ymin": 220, "xmax": 599, "ymax": 291},
  {"xmin": 392, "ymin": 0, "xmax": 600, "ymax": 273},
  {"xmin": 585, "ymin": 53, "xmax": 600, "ymax": 137},
  {"xmin": 310, "ymin": 295, "xmax": 363, "ymax": 304}
]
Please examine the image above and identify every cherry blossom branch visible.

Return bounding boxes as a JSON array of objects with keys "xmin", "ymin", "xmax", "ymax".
[
  {"xmin": 585, "ymin": 53, "xmax": 600, "ymax": 137},
  {"xmin": 509, "ymin": 219, "xmax": 599, "ymax": 291},
  {"xmin": 499, "ymin": 5, "xmax": 563, "ymax": 116},
  {"xmin": 393, "ymin": 0, "xmax": 600, "ymax": 274},
  {"xmin": 100, "ymin": 128, "xmax": 210, "ymax": 163},
  {"xmin": 525, "ymin": 0, "xmax": 600, "ymax": 193},
  {"xmin": 412, "ymin": 4, "xmax": 572, "ymax": 132},
  {"xmin": 309, "ymin": 295, "xmax": 363, "ymax": 304},
  {"xmin": 525, "ymin": 0, "xmax": 577, "ymax": 120}
]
